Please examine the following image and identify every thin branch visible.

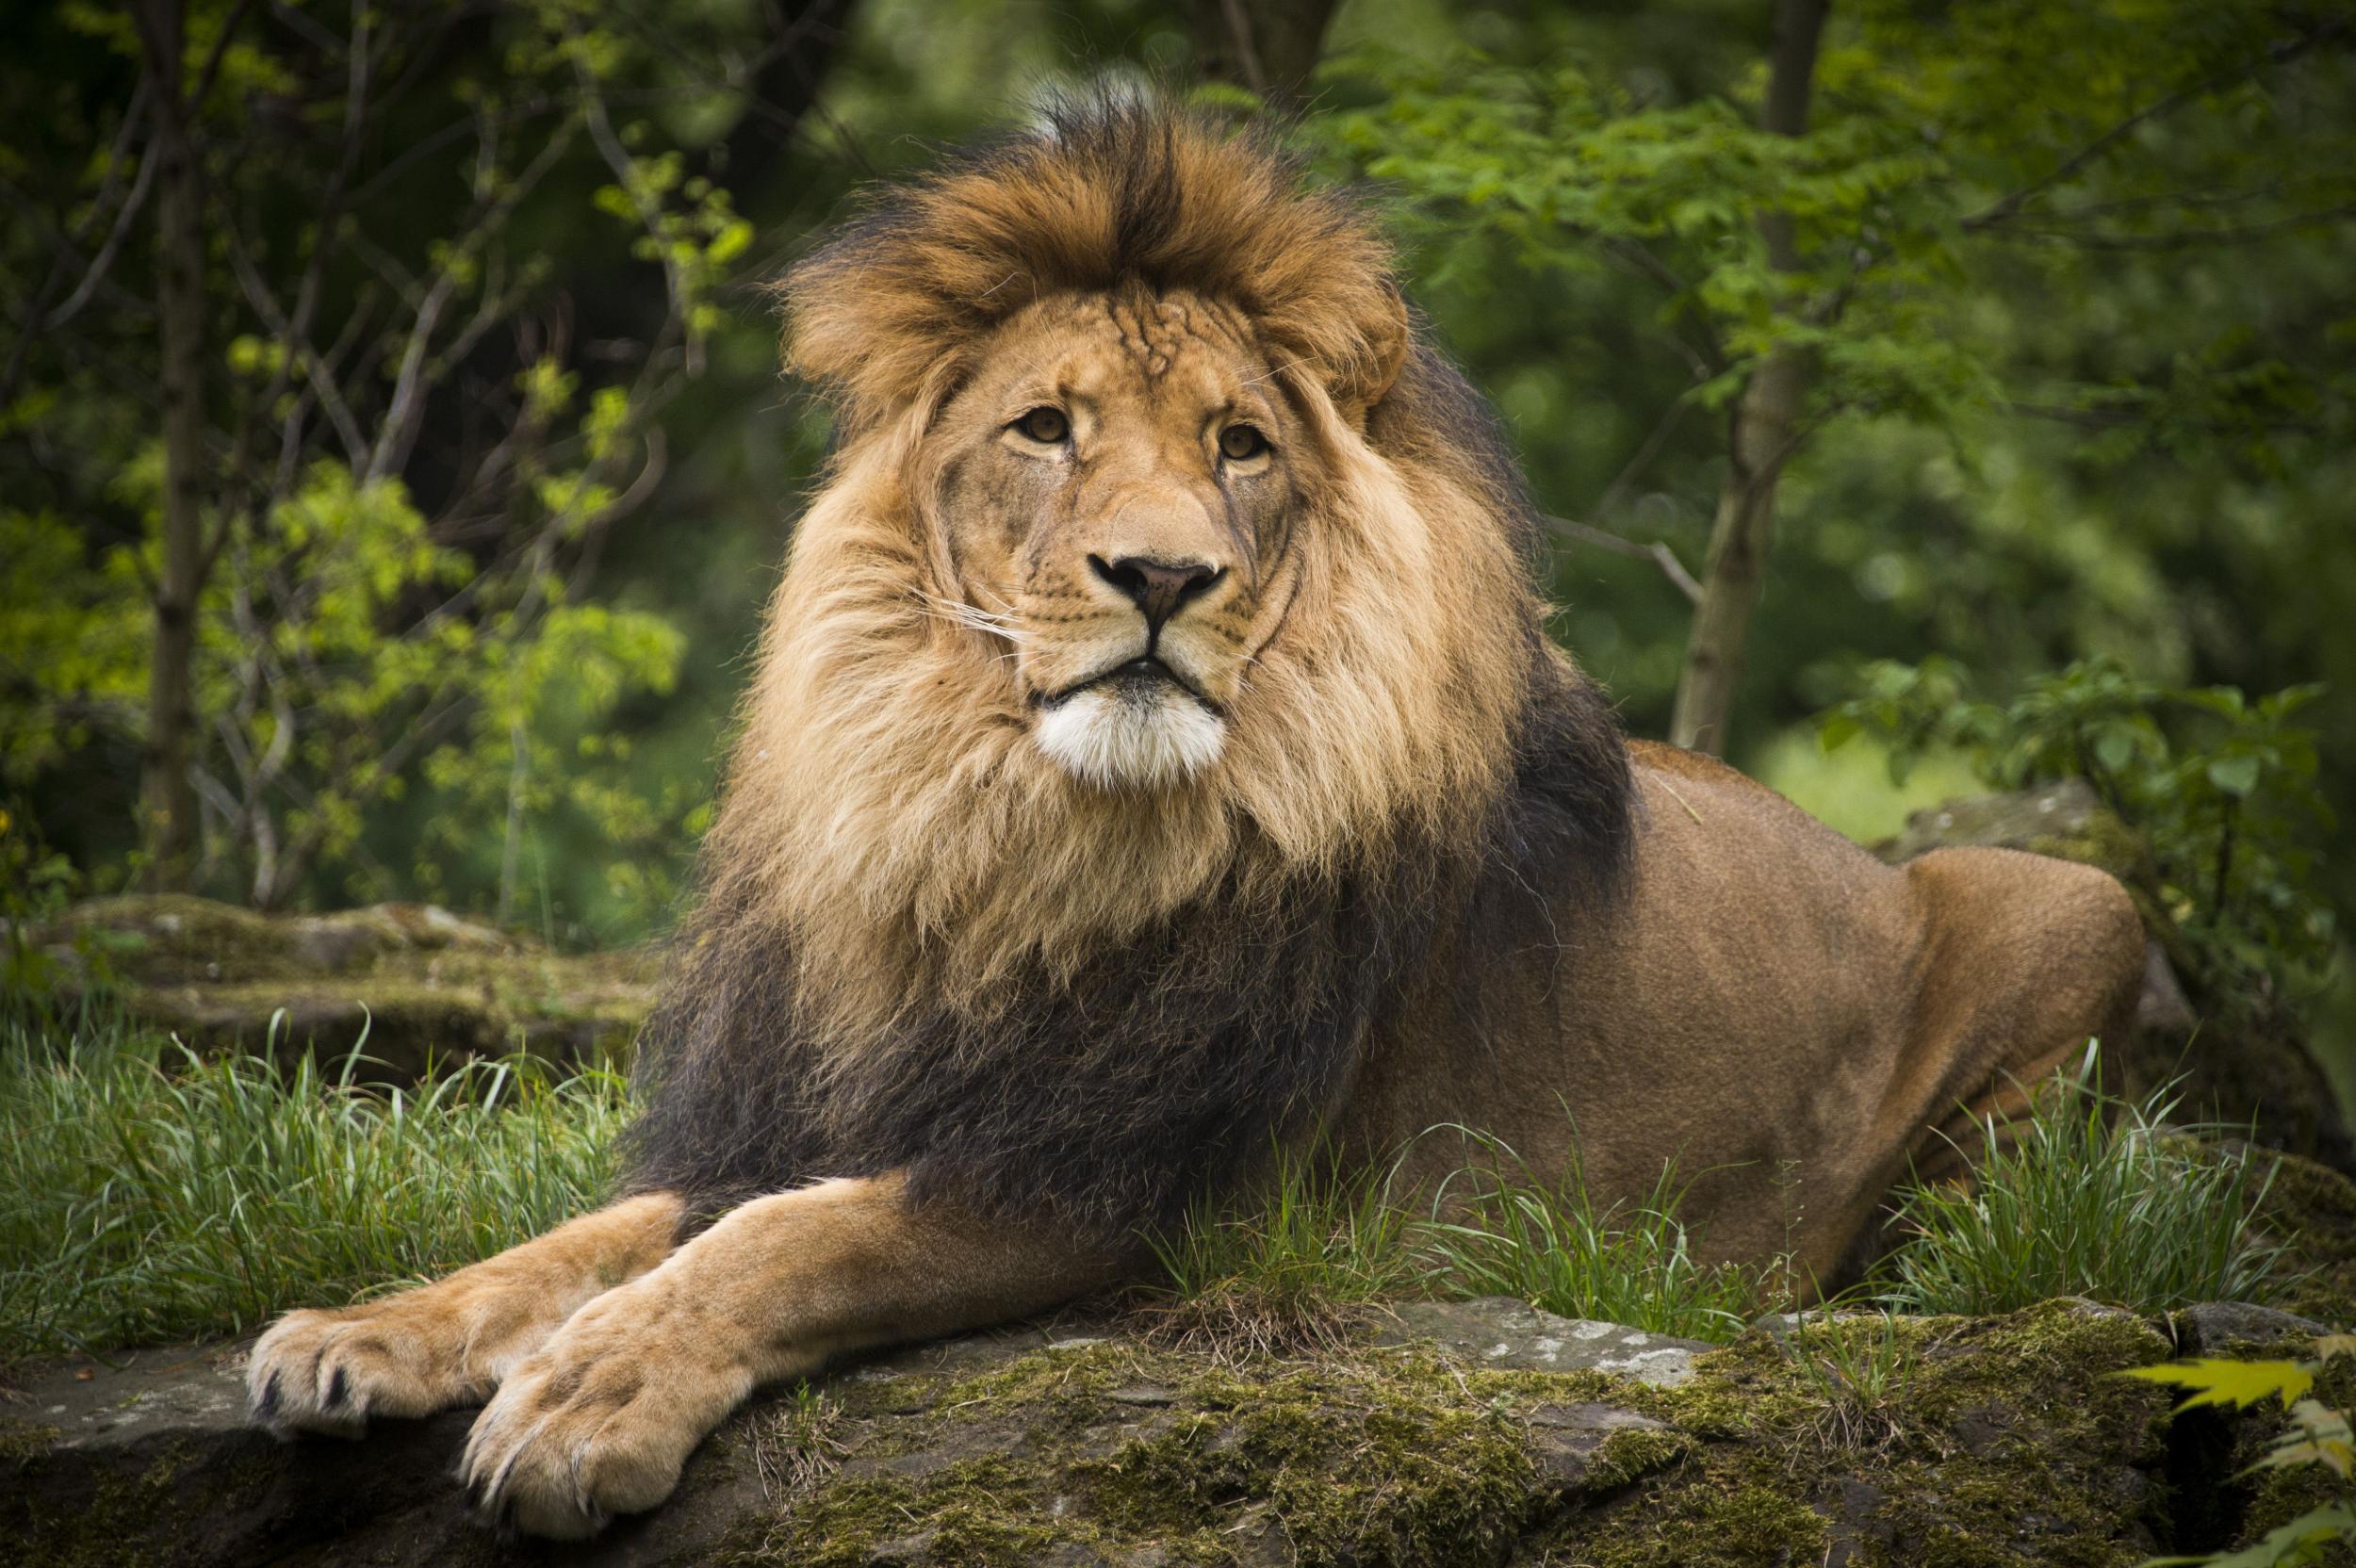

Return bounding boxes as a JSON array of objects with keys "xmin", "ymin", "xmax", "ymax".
[
  {"xmin": 221, "ymin": 226, "xmax": 370, "ymax": 464},
  {"xmin": 369, "ymin": 114, "xmax": 581, "ymax": 481},
  {"xmin": 1592, "ymin": 390, "xmax": 1698, "ymax": 521},
  {"xmin": 1544, "ymin": 514, "xmax": 1704, "ymax": 604},
  {"xmin": 1595, "ymin": 236, "xmax": 1730, "ymax": 373},
  {"xmin": 1962, "ymin": 23, "xmax": 2346, "ymax": 232},
  {"xmin": 574, "ymin": 55, "xmax": 704, "ymax": 374}
]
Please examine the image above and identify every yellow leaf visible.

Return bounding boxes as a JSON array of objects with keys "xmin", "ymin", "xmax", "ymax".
[
  {"xmin": 2315, "ymin": 1334, "xmax": 2356, "ymax": 1363},
  {"xmin": 2119, "ymin": 1357, "xmax": 2314, "ymax": 1411}
]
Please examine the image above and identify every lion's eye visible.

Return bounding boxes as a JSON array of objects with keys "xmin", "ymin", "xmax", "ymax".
[
  {"xmin": 1014, "ymin": 406, "xmax": 1070, "ymax": 445},
  {"xmin": 1219, "ymin": 424, "xmax": 1268, "ymax": 463}
]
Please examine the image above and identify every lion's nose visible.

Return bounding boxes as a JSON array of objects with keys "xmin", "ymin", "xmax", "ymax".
[{"xmin": 1089, "ymin": 555, "xmax": 1222, "ymax": 635}]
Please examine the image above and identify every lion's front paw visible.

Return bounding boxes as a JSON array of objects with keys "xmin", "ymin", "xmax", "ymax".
[
  {"xmin": 246, "ymin": 1299, "xmax": 486, "ymax": 1437},
  {"xmin": 458, "ymin": 1286, "xmax": 753, "ymax": 1539}
]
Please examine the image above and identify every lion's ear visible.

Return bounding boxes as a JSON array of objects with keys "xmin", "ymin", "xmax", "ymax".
[
  {"xmin": 1258, "ymin": 261, "xmax": 1410, "ymax": 419},
  {"xmin": 773, "ymin": 257, "xmax": 948, "ymax": 436},
  {"xmin": 1345, "ymin": 278, "xmax": 1411, "ymax": 411}
]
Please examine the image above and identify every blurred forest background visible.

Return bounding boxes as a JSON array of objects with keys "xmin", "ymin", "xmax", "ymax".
[{"xmin": 2, "ymin": 0, "xmax": 2349, "ymax": 1085}]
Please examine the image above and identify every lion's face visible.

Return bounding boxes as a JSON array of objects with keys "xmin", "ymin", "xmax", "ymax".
[{"xmin": 916, "ymin": 286, "xmax": 1316, "ymax": 791}]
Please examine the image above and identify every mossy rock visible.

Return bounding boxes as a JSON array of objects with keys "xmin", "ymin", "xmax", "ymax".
[
  {"xmin": 3, "ymin": 1297, "xmax": 2324, "ymax": 1567},
  {"xmin": 22, "ymin": 893, "xmax": 657, "ymax": 1077}
]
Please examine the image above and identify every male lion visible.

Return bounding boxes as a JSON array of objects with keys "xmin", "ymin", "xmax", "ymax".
[{"xmin": 246, "ymin": 100, "xmax": 2145, "ymax": 1538}]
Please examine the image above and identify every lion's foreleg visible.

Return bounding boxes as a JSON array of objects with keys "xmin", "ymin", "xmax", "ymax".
[
  {"xmin": 459, "ymin": 1172, "xmax": 1119, "ymax": 1540},
  {"xmin": 246, "ymin": 1191, "xmax": 683, "ymax": 1436}
]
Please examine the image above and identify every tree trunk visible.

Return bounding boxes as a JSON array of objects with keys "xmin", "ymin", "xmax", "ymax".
[
  {"xmin": 133, "ymin": 0, "xmax": 206, "ymax": 889},
  {"xmin": 1667, "ymin": 0, "xmax": 1828, "ymax": 756},
  {"xmin": 1182, "ymin": 0, "xmax": 1340, "ymax": 111}
]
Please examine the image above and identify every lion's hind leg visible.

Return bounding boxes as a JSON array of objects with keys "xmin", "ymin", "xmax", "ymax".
[
  {"xmin": 1827, "ymin": 846, "xmax": 2146, "ymax": 1291},
  {"xmin": 246, "ymin": 1191, "xmax": 681, "ymax": 1437}
]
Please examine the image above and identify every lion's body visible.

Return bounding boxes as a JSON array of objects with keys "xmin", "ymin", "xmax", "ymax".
[
  {"xmin": 1352, "ymin": 738, "xmax": 2142, "ymax": 1282},
  {"xmin": 243, "ymin": 98, "xmax": 2148, "ymax": 1538}
]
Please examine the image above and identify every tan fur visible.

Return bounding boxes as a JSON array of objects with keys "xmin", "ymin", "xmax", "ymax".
[{"xmin": 246, "ymin": 106, "xmax": 2149, "ymax": 1538}]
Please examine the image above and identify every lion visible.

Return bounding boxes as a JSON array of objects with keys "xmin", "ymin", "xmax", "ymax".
[{"xmin": 243, "ymin": 98, "xmax": 2147, "ymax": 1539}]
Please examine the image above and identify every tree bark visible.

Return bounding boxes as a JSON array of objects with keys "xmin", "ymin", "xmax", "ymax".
[
  {"xmin": 133, "ymin": 0, "xmax": 206, "ymax": 890},
  {"xmin": 1667, "ymin": 0, "xmax": 1829, "ymax": 756},
  {"xmin": 1181, "ymin": 0, "xmax": 1340, "ymax": 111}
]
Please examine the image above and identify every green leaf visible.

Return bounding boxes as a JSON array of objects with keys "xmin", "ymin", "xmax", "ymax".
[
  {"xmin": 2140, "ymin": 1503, "xmax": 2356, "ymax": 1566},
  {"xmin": 2207, "ymin": 756, "xmax": 2265, "ymax": 798},
  {"xmin": 2119, "ymin": 1357, "xmax": 2313, "ymax": 1412}
]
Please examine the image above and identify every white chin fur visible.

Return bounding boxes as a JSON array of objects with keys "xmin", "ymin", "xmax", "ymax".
[{"xmin": 1035, "ymin": 683, "xmax": 1225, "ymax": 790}]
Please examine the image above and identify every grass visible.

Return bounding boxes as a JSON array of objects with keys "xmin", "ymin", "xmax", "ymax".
[
  {"xmin": 1780, "ymin": 1309, "xmax": 1921, "ymax": 1453},
  {"xmin": 1137, "ymin": 1142, "xmax": 1430, "ymax": 1358},
  {"xmin": 751, "ymin": 1380, "xmax": 849, "ymax": 1499},
  {"xmin": 1420, "ymin": 1130, "xmax": 1792, "ymax": 1343},
  {"xmin": 0, "ymin": 1009, "xmax": 624, "ymax": 1364},
  {"xmin": 1137, "ymin": 1131, "xmax": 1791, "ymax": 1352},
  {"xmin": 1873, "ymin": 1057, "xmax": 2293, "ymax": 1316},
  {"xmin": 0, "ymin": 1014, "xmax": 2296, "ymax": 1371}
]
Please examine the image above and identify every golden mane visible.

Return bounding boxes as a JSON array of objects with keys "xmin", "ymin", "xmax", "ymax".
[{"xmin": 624, "ymin": 96, "xmax": 1635, "ymax": 1236}]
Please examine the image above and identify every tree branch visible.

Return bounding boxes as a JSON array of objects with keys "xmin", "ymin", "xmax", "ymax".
[
  {"xmin": 1961, "ymin": 23, "xmax": 2347, "ymax": 233},
  {"xmin": 1545, "ymin": 514, "xmax": 1704, "ymax": 604}
]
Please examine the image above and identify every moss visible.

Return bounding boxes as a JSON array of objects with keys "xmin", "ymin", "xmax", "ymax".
[
  {"xmin": 1587, "ymin": 1425, "xmax": 1694, "ymax": 1491},
  {"xmin": 717, "ymin": 1302, "xmax": 2195, "ymax": 1568},
  {"xmin": 0, "ymin": 1417, "xmax": 61, "ymax": 1465},
  {"xmin": 2257, "ymin": 1152, "xmax": 2356, "ymax": 1328},
  {"xmin": 749, "ymin": 1456, "xmax": 1068, "ymax": 1568},
  {"xmin": 1530, "ymin": 1302, "xmax": 2174, "ymax": 1568}
]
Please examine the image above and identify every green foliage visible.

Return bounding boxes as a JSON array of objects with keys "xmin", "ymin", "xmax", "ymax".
[
  {"xmin": 1, "ymin": 0, "xmax": 758, "ymax": 936},
  {"xmin": 1315, "ymin": 0, "xmax": 2353, "ymax": 449},
  {"xmin": 2133, "ymin": 1338, "xmax": 2356, "ymax": 1567},
  {"xmin": 1421, "ymin": 1128, "xmax": 1792, "ymax": 1343},
  {"xmin": 1877, "ymin": 1052, "xmax": 2291, "ymax": 1316},
  {"xmin": 0, "ymin": 1017, "xmax": 624, "ymax": 1364},
  {"xmin": 0, "ymin": 805, "xmax": 89, "ymax": 1001},
  {"xmin": 1821, "ymin": 657, "xmax": 2334, "ymax": 979}
]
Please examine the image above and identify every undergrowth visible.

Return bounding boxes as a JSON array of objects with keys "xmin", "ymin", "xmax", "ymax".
[{"xmin": 0, "ymin": 1011, "xmax": 623, "ymax": 1364}]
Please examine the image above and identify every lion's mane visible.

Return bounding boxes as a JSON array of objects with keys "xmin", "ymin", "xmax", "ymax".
[{"xmin": 622, "ymin": 97, "xmax": 1636, "ymax": 1239}]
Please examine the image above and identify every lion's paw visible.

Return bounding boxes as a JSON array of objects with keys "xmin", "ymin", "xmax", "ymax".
[
  {"xmin": 458, "ymin": 1287, "xmax": 751, "ymax": 1539},
  {"xmin": 246, "ymin": 1300, "xmax": 487, "ymax": 1437}
]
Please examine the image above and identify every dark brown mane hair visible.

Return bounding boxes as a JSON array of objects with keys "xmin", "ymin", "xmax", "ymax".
[{"xmin": 621, "ymin": 92, "xmax": 1636, "ymax": 1242}]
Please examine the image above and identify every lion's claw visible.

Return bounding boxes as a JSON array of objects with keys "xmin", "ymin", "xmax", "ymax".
[
  {"xmin": 245, "ymin": 1299, "xmax": 499, "ymax": 1438},
  {"xmin": 456, "ymin": 1283, "xmax": 749, "ymax": 1539}
]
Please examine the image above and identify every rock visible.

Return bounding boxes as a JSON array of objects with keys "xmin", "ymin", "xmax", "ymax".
[
  {"xmin": 1524, "ymin": 1401, "xmax": 1674, "ymax": 1493},
  {"xmin": 1376, "ymin": 1296, "xmax": 1711, "ymax": 1385},
  {"xmin": 0, "ymin": 1299, "xmax": 2285, "ymax": 1567},
  {"xmin": 2173, "ymin": 1300, "xmax": 2330, "ymax": 1354},
  {"xmin": 21, "ymin": 892, "xmax": 657, "ymax": 1076},
  {"xmin": 1874, "ymin": 778, "xmax": 2125, "ymax": 864}
]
